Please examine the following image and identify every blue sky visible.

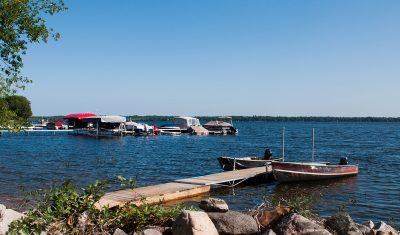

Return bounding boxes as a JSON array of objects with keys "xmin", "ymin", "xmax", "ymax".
[{"xmin": 21, "ymin": 0, "xmax": 400, "ymax": 116}]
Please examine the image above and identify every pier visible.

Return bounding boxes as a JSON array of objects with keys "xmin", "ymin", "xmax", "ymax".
[{"xmin": 97, "ymin": 166, "xmax": 269, "ymax": 208}]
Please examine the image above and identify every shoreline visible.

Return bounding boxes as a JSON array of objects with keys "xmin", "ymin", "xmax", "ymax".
[{"xmin": 1, "ymin": 197, "xmax": 399, "ymax": 234}]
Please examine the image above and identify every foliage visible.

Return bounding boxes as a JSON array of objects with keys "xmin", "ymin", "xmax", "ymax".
[
  {"xmin": 8, "ymin": 179, "xmax": 191, "ymax": 235},
  {"xmin": 0, "ymin": 97, "xmax": 24, "ymax": 130},
  {"xmin": 263, "ymin": 192, "xmax": 322, "ymax": 219},
  {"xmin": 115, "ymin": 175, "xmax": 136, "ymax": 189},
  {"xmin": 0, "ymin": 0, "xmax": 67, "ymax": 129},
  {"xmin": 0, "ymin": 0, "xmax": 67, "ymax": 96},
  {"xmin": 2, "ymin": 95, "xmax": 32, "ymax": 119}
]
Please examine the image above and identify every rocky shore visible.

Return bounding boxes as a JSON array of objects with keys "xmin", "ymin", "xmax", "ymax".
[{"xmin": 1, "ymin": 199, "xmax": 399, "ymax": 235}]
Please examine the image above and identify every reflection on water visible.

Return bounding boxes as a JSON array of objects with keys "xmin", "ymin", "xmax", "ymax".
[
  {"xmin": 273, "ymin": 176, "xmax": 358, "ymax": 197},
  {"xmin": 271, "ymin": 176, "xmax": 359, "ymax": 216}
]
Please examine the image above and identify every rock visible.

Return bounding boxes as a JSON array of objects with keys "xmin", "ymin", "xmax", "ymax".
[
  {"xmin": 325, "ymin": 212, "xmax": 363, "ymax": 235},
  {"xmin": 262, "ymin": 229, "xmax": 276, "ymax": 235},
  {"xmin": 0, "ymin": 204, "xmax": 24, "ymax": 235},
  {"xmin": 172, "ymin": 210, "xmax": 218, "ymax": 235},
  {"xmin": 366, "ymin": 220, "xmax": 375, "ymax": 229},
  {"xmin": 252, "ymin": 207, "xmax": 291, "ymax": 227},
  {"xmin": 355, "ymin": 223, "xmax": 372, "ymax": 235},
  {"xmin": 372, "ymin": 221, "xmax": 399, "ymax": 235},
  {"xmin": 113, "ymin": 228, "xmax": 128, "ymax": 235},
  {"xmin": 78, "ymin": 211, "xmax": 89, "ymax": 227},
  {"xmin": 77, "ymin": 211, "xmax": 90, "ymax": 234},
  {"xmin": 273, "ymin": 213, "xmax": 331, "ymax": 235},
  {"xmin": 199, "ymin": 197, "xmax": 229, "ymax": 212},
  {"xmin": 139, "ymin": 226, "xmax": 172, "ymax": 235},
  {"xmin": 138, "ymin": 228, "xmax": 162, "ymax": 235},
  {"xmin": 208, "ymin": 210, "xmax": 259, "ymax": 235}
]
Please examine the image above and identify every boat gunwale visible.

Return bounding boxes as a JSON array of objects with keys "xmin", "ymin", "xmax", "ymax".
[
  {"xmin": 272, "ymin": 168, "xmax": 358, "ymax": 176},
  {"xmin": 272, "ymin": 161, "xmax": 358, "ymax": 168}
]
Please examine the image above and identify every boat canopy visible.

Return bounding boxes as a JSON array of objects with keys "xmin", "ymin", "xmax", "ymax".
[
  {"xmin": 174, "ymin": 116, "xmax": 200, "ymax": 129},
  {"xmin": 64, "ymin": 113, "xmax": 97, "ymax": 120},
  {"xmin": 83, "ymin": 115, "xmax": 126, "ymax": 123}
]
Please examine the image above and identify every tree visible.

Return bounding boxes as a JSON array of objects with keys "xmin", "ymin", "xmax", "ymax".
[
  {"xmin": 0, "ymin": 0, "xmax": 67, "ymax": 129},
  {"xmin": 3, "ymin": 95, "xmax": 32, "ymax": 120},
  {"xmin": 0, "ymin": 97, "xmax": 21, "ymax": 129}
]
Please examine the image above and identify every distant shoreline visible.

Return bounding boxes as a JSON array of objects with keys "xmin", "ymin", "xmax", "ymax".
[{"xmin": 29, "ymin": 115, "xmax": 400, "ymax": 123}]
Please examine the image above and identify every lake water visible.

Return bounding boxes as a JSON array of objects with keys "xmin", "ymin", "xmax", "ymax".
[{"xmin": 1, "ymin": 122, "xmax": 399, "ymax": 226}]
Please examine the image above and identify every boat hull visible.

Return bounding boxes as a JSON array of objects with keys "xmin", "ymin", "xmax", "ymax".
[{"xmin": 272, "ymin": 162, "xmax": 358, "ymax": 182}]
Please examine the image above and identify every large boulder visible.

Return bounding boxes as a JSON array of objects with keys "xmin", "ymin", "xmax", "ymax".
[
  {"xmin": 251, "ymin": 207, "xmax": 291, "ymax": 228},
  {"xmin": 0, "ymin": 204, "xmax": 24, "ymax": 235},
  {"xmin": 208, "ymin": 210, "xmax": 259, "ymax": 235},
  {"xmin": 325, "ymin": 212, "xmax": 362, "ymax": 235},
  {"xmin": 372, "ymin": 221, "xmax": 399, "ymax": 235},
  {"xmin": 172, "ymin": 210, "xmax": 218, "ymax": 235},
  {"xmin": 273, "ymin": 213, "xmax": 331, "ymax": 235},
  {"xmin": 199, "ymin": 198, "xmax": 229, "ymax": 212}
]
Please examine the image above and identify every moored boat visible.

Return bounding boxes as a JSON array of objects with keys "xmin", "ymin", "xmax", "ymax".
[
  {"xmin": 272, "ymin": 159, "xmax": 358, "ymax": 183},
  {"xmin": 81, "ymin": 115, "xmax": 127, "ymax": 137},
  {"xmin": 218, "ymin": 156, "xmax": 282, "ymax": 171},
  {"xmin": 218, "ymin": 149, "xmax": 282, "ymax": 171},
  {"xmin": 203, "ymin": 116, "xmax": 238, "ymax": 135},
  {"xmin": 64, "ymin": 113, "xmax": 97, "ymax": 129},
  {"xmin": 158, "ymin": 116, "xmax": 208, "ymax": 135}
]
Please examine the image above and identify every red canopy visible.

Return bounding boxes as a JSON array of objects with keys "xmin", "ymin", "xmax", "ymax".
[{"xmin": 64, "ymin": 113, "xmax": 96, "ymax": 120}]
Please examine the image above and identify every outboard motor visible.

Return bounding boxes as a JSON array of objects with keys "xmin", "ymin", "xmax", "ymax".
[
  {"xmin": 264, "ymin": 149, "xmax": 273, "ymax": 160},
  {"xmin": 339, "ymin": 157, "xmax": 348, "ymax": 165}
]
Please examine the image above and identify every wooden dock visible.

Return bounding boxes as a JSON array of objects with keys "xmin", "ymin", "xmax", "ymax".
[
  {"xmin": 175, "ymin": 166, "xmax": 267, "ymax": 186},
  {"xmin": 97, "ymin": 166, "xmax": 269, "ymax": 208}
]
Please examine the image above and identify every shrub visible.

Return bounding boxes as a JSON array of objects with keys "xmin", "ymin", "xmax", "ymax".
[{"xmin": 9, "ymin": 179, "xmax": 191, "ymax": 234}]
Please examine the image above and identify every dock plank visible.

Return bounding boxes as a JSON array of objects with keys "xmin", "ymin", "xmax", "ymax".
[
  {"xmin": 97, "ymin": 182, "xmax": 210, "ymax": 208},
  {"xmin": 175, "ymin": 166, "xmax": 267, "ymax": 185}
]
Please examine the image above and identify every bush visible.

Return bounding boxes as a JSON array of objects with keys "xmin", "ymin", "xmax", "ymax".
[{"xmin": 9, "ymin": 179, "xmax": 191, "ymax": 234}]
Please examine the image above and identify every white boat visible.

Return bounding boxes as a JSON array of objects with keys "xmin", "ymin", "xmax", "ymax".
[{"xmin": 158, "ymin": 116, "xmax": 208, "ymax": 135}]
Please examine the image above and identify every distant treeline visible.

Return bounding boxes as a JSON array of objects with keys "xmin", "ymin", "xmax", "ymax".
[{"xmin": 30, "ymin": 115, "xmax": 400, "ymax": 123}]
